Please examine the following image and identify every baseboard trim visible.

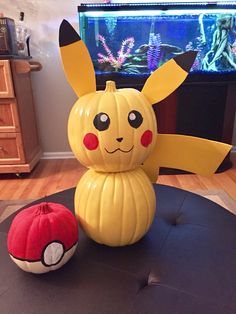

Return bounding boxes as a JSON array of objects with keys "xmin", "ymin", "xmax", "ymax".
[{"xmin": 41, "ymin": 152, "xmax": 75, "ymax": 159}]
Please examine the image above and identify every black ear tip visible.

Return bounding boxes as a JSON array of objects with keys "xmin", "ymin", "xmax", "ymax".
[
  {"xmin": 186, "ymin": 50, "xmax": 198, "ymax": 60},
  {"xmin": 59, "ymin": 19, "xmax": 71, "ymax": 35},
  {"xmin": 59, "ymin": 19, "xmax": 81, "ymax": 47},
  {"xmin": 60, "ymin": 19, "xmax": 69, "ymax": 28},
  {"xmin": 174, "ymin": 50, "xmax": 198, "ymax": 72}
]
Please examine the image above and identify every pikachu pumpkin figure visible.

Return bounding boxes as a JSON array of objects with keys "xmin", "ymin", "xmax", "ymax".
[{"xmin": 59, "ymin": 20, "xmax": 231, "ymax": 247}]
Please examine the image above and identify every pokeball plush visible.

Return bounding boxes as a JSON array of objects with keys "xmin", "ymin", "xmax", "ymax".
[{"xmin": 7, "ymin": 202, "xmax": 78, "ymax": 274}]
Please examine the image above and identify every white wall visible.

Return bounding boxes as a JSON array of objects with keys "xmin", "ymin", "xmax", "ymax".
[
  {"xmin": 1, "ymin": 0, "xmax": 236, "ymax": 157},
  {"xmin": 1, "ymin": 0, "xmax": 102, "ymax": 156}
]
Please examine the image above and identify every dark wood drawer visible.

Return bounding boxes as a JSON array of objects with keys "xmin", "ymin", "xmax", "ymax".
[{"xmin": 0, "ymin": 133, "xmax": 25, "ymax": 164}]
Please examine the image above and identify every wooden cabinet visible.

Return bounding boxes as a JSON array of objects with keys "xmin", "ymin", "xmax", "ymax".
[
  {"xmin": 0, "ymin": 59, "xmax": 41, "ymax": 174},
  {"xmin": 0, "ymin": 60, "xmax": 14, "ymax": 98}
]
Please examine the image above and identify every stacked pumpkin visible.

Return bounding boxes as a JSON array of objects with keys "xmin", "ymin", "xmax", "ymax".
[{"xmin": 68, "ymin": 81, "xmax": 157, "ymax": 246}]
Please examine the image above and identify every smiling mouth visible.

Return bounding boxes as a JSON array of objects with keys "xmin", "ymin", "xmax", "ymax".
[{"xmin": 105, "ymin": 146, "xmax": 134, "ymax": 154}]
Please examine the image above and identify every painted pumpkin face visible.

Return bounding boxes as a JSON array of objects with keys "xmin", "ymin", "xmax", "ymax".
[{"xmin": 68, "ymin": 81, "xmax": 157, "ymax": 172}]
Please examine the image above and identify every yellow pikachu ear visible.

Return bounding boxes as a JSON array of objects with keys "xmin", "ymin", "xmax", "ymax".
[
  {"xmin": 141, "ymin": 51, "xmax": 197, "ymax": 105},
  {"xmin": 59, "ymin": 19, "xmax": 96, "ymax": 97}
]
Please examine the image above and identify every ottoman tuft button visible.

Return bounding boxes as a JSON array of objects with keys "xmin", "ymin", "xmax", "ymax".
[{"xmin": 147, "ymin": 272, "xmax": 160, "ymax": 286}]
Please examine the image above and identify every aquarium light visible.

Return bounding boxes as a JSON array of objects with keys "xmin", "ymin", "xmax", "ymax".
[
  {"xmin": 217, "ymin": 1, "xmax": 236, "ymax": 4},
  {"xmin": 109, "ymin": 0, "xmax": 236, "ymax": 3},
  {"xmin": 78, "ymin": 2, "xmax": 236, "ymax": 13},
  {"xmin": 83, "ymin": 8, "xmax": 236, "ymax": 18},
  {"xmin": 83, "ymin": 11, "xmax": 164, "ymax": 18},
  {"xmin": 80, "ymin": 3, "xmax": 209, "ymax": 6},
  {"xmin": 79, "ymin": 2, "xmax": 224, "ymax": 8}
]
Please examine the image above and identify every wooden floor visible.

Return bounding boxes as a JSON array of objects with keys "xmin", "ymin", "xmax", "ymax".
[{"xmin": 0, "ymin": 159, "xmax": 236, "ymax": 203}]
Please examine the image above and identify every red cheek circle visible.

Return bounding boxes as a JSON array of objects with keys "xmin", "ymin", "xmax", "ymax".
[
  {"xmin": 83, "ymin": 133, "xmax": 99, "ymax": 150},
  {"xmin": 141, "ymin": 130, "xmax": 153, "ymax": 147}
]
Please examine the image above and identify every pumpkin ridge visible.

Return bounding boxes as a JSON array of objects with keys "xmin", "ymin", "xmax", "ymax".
[
  {"xmin": 133, "ymin": 168, "xmax": 149, "ymax": 242},
  {"xmin": 43, "ymin": 208, "xmax": 54, "ymax": 268},
  {"xmin": 116, "ymin": 91, "xmax": 134, "ymax": 170},
  {"xmin": 86, "ymin": 94, "xmax": 102, "ymax": 167},
  {"xmin": 133, "ymin": 168, "xmax": 149, "ymax": 236},
  {"xmin": 127, "ymin": 170, "xmax": 138, "ymax": 244},
  {"xmin": 85, "ymin": 171, "xmax": 105, "ymax": 242},
  {"xmin": 98, "ymin": 171, "xmax": 110, "ymax": 242},
  {"xmin": 83, "ymin": 170, "xmax": 98, "ymax": 224},
  {"xmin": 25, "ymin": 213, "xmax": 39, "ymax": 262},
  {"xmin": 50, "ymin": 209, "xmax": 78, "ymax": 248},
  {"xmin": 140, "ymin": 169, "xmax": 153, "ymax": 233},
  {"xmin": 119, "ymin": 172, "xmax": 125, "ymax": 245},
  {"xmin": 7, "ymin": 209, "xmax": 34, "ymax": 256},
  {"xmin": 75, "ymin": 171, "xmax": 90, "ymax": 224},
  {"xmin": 72, "ymin": 93, "xmax": 98, "ymax": 167},
  {"xmin": 127, "ymin": 92, "xmax": 139, "ymax": 170},
  {"xmin": 139, "ymin": 93, "xmax": 152, "ymax": 135},
  {"xmin": 137, "ymin": 92, "xmax": 157, "ymax": 163},
  {"xmin": 98, "ymin": 92, "xmax": 111, "ymax": 170},
  {"xmin": 113, "ymin": 90, "xmax": 122, "ymax": 169}
]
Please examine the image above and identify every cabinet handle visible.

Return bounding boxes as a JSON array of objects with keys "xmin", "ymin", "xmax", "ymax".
[
  {"xmin": 29, "ymin": 61, "xmax": 42, "ymax": 72},
  {"xmin": 13, "ymin": 60, "xmax": 42, "ymax": 74}
]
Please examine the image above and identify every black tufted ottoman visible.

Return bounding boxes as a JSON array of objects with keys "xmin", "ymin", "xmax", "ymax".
[{"xmin": 0, "ymin": 184, "xmax": 236, "ymax": 314}]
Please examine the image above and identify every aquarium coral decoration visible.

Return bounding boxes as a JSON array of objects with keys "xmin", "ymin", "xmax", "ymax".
[
  {"xmin": 97, "ymin": 34, "xmax": 135, "ymax": 71},
  {"xmin": 147, "ymin": 33, "xmax": 161, "ymax": 72},
  {"xmin": 202, "ymin": 14, "xmax": 236, "ymax": 71},
  {"xmin": 147, "ymin": 20, "xmax": 161, "ymax": 72}
]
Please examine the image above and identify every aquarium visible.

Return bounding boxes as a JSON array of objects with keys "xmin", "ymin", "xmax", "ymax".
[{"xmin": 78, "ymin": 2, "xmax": 236, "ymax": 87}]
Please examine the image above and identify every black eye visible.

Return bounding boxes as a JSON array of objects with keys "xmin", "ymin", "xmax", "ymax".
[
  {"xmin": 93, "ymin": 112, "xmax": 110, "ymax": 131},
  {"xmin": 128, "ymin": 110, "xmax": 143, "ymax": 128}
]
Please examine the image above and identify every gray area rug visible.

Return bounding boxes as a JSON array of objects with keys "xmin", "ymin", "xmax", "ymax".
[{"xmin": 0, "ymin": 190, "xmax": 235, "ymax": 224}]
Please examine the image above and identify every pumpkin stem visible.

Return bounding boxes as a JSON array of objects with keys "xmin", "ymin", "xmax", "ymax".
[
  {"xmin": 105, "ymin": 80, "xmax": 117, "ymax": 92},
  {"xmin": 36, "ymin": 202, "xmax": 52, "ymax": 215}
]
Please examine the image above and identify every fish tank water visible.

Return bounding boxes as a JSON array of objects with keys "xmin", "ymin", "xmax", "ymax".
[{"xmin": 78, "ymin": 2, "xmax": 236, "ymax": 87}]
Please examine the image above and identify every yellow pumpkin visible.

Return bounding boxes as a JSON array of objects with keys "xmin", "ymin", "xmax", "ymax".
[
  {"xmin": 68, "ymin": 81, "xmax": 157, "ymax": 172},
  {"xmin": 75, "ymin": 167, "xmax": 156, "ymax": 246},
  {"xmin": 59, "ymin": 20, "xmax": 231, "ymax": 247}
]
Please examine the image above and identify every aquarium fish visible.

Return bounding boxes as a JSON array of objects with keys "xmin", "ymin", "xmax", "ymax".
[
  {"xmin": 160, "ymin": 44, "xmax": 183, "ymax": 55},
  {"xmin": 135, "ymin": 43, "xmax": 183, "ymax": 55},
  {"xmin": 135, "ymin": 44, "xmax": 149, "ymax": 54}
]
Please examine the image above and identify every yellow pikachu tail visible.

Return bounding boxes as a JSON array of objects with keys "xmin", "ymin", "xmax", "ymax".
[
  {"xmin": 59, "ymin": 19, "xmax": 96, "ymax": 97},
  {"xmin": 142, "ymin": 133, "xmax": 232, "ymax": 183},
  {"xmin": 142, "ymin": 51, "xmax": 197, "ymax": 105}
]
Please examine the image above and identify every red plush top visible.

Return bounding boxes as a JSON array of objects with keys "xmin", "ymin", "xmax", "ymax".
[{"xmin": 7, "ymin": 202, "xmax": 78, "ymax": 261}]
